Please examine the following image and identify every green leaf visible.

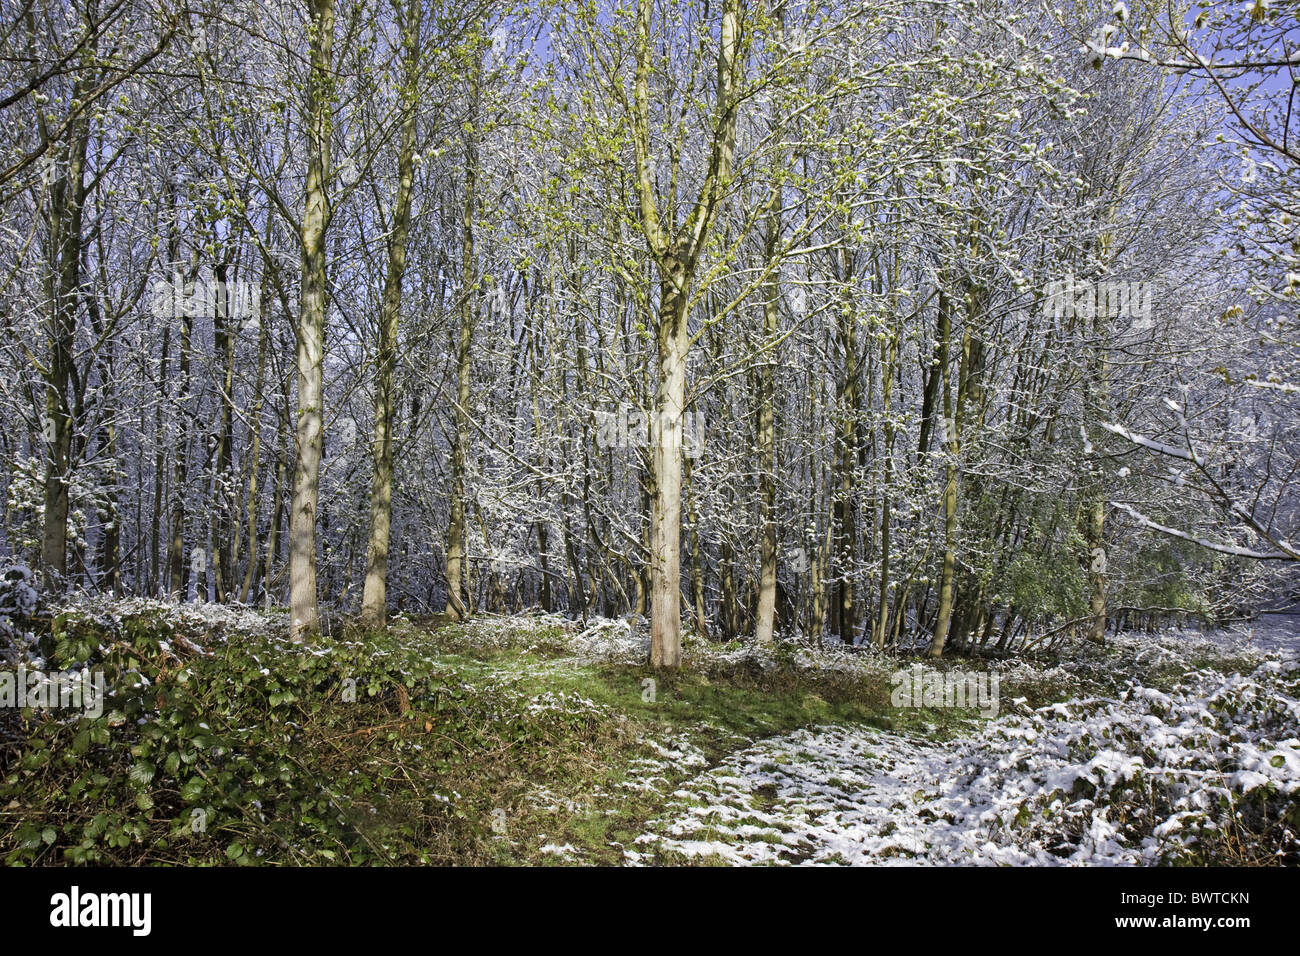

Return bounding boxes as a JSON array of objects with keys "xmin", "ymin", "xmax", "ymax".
[
  {"xmin": 180, "ymin": 777, "xmax": 205, "ymax": 802},
  {"xmin": 128, "ymin": 761, "xmax": 156, "ymax": 788}
]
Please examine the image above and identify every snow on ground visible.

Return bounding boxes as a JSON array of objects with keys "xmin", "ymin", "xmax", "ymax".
[
  {"xmin": 22, "ymin": 597, "xmax": 1300, "ymax": 864},
  {"xmin": 1217, "ymin": 612, "xmax": 1300, "ymax": 657},
  {"xmin": 538, "ymin": 842, "xmax": 579, "ymax": 860},
  {"xmin": 51, "ymin": 595, "xmax": 290, "ymax": 639},
  {"xmin": 631, "ymin": 631, "xmax": 1300, "ymax": 866}
]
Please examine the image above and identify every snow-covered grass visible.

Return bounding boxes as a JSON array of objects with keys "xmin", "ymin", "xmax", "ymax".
[
  {"xmin": 4, "ymin": 595, "xmax": 1296, "ymax": 866},
  {"xmin": 421, "ymin": 612, "xmax": 1298, "ymax": 864},
  {"xmin": 48, "ymin": 595, "xmax": 291, "ymax": 640},
  {"xmin": 630, "ymin": 626, "xmax": 1300, "ymax": 866}
]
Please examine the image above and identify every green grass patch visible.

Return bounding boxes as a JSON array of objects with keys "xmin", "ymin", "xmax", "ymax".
[{"xmin": 1, "ymin": 611, "xmax": 1107, "ymax": 866}]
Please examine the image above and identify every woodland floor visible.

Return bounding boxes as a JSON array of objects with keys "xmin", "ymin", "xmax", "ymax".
[{"xmin": 2, "ymin": 603, "xmax": 1297, "ymax": 865}]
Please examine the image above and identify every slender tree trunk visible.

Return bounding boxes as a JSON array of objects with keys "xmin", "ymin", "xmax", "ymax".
[
  {"xmin": 39, "ymin": 74, "xmax": 91, "ymax": 592},
  {"xmin": 832, "ymin": 300, "xmax": 860, "ymax": 641},
  {"xmin": 929, "ymin": 288, "xmax": 958, "ymax": 659},
  {"xmin": 150, "ymin": 321, "xmax": 169, "ymax": 596},
  {"xmin": 445, "ymin": 57, "xmax": 481, "ymax": 621},
  {"xmin": 874, "ymin": 348, "xmax": 897, "ymax": 650},
  {"xmin": 288, "ymin": 0, "xmax": 335, "ymax": 639},
  {"xmin": 87, "ymin": 286, "xmax": 121, "ymax": 594},
  {"xmin": 211, "ymin": 262, "xmax": 236, "ymax": 602},
  {"xmin": 150, "ymin": 194, "xmax": 178, "ymax": 596},
  {"xmin": 238, "ymin": 278, "xmax": 270, "ymax": 603},
  {"xmin": 167, "ymin": 269, "xmax": 193, "ymax": 600},
  {"xmin": 684, "ymin": 455, "xmax": 708, "ymax": 639},
  {"xmin": 1085, "ymin": 307, "xmax": 1110, "ymax": 643},
  {"xmin": 265, "ymin": 412, "xmax": 288, "ymax": 608},
  {"xmin": 361, "ymin": 0, "xmax": 422, "ymax": 628},
  {"xmin": 754, "ymin": 237, "xmax": 779, "ymax": 645}
]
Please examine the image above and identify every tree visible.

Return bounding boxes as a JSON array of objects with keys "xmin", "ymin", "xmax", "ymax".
[
  {"xmin": 360, "ymin": 0, "xmax": 424, "ymax": 628},
  {"xmin": 288, "ymin": 0, "xmax": 336, "ymax": 638}
]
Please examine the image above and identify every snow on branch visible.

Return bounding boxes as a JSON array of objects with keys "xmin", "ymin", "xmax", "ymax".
[
  {"xmin": 1101, "ymin": 422, "xmax": 1203, "ymax": 466},
  {"xmin": 1242, "ymin": 378, "xmax": 1300, "ymax": 395},
  {"xmin": 1110, "ymin": 502, "xmax": 1295, "ymax": 560}
]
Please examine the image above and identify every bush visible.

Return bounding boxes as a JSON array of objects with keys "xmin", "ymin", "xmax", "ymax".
[{"xmin": 0, "ymin": 611, "xmax": 611, "ymax": 865}]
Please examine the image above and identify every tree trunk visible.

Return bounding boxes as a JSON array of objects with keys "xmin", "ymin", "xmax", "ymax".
[
  {"xmin": 167, "ymin": 271, "xmax": 193, "ymax": 600},
  {"xmin": 928, "ymin": 288, "xmax": 958, "ymax": 659},
  {"xmin": 445, "ymin": 65, "xmax": 480, "ymax": 621},
  {"xmin": 361, "ymin": 1, "xmax": 422, "ymax": 628},
  {"xmin": 754, "ymin": 225, "xmax": 780, "ymax": 645},
  {"xmin": 650, "ymin": 277, "xmax": 689, "ymax": 667},
  {"xmin": 288, "ymin": 0, "xmax": 335, "ymax": 639},
  {"xmin": 151, "ymin": 321, "xmax": 170, "ymax": 596},
  {"xmin": 631, "ymin": 0, "xmax": 740, "ymax": 667},
  {"xmin": 832, "ymin": 311, "xmax": 860, "ymax": 641},
  {"xmin": 39, "ymin": 73, "xmax": 92, "ymax": 592},
  {"xmin": 684, "ymin": 455, "xmax": 709, "ymax": 639},
  {"xmin": 211, "ymin": 262, "xmax": 236, "ymax": 602},
  {"xmin": 238, "ymin": 276, "xmax": 270, "ymax": 603}
]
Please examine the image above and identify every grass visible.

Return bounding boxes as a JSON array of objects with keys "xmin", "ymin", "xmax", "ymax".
[
  {"xmin": 391, "ymin": 626, "xmax": 893, "ymax": 864},
  {"xmin": 398, "ymin": 621, "xmax": 1035, "ymax": 864},
  {"xmin": 4, "ymin": 609, "xmax": 1259, "ymax": 866}
]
